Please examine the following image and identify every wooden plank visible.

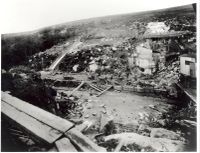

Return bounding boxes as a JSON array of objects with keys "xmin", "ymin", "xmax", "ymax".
[
  {"xmin": 49, "ymin": 41, "xmax": 82, "ymax": 71},
  {"xmin": 96, "ymin": 86, "xmax": 113, "ymax": 97},
  {"xmin": 1, "ymin": 91, "xmax": 74, "ymax": 133},
  {"xmin": 55, "ymin": 138, "xmax": 78, "ymax": 152},
  {"xmin": 65, "ymin": 128, "xmax": 106, "ymax": 152},
  {"xmin": 1, "ymin": 101, "xmax": 62, "ymax": 144},
  {"xmin": 68, "ymin": 81, "xmax": 85, "ymax": 96},
  {"xmin": 182, "ymin": 120, "xmax": 197, "ymax": 128},
  {"xmin": 87, "ymin": 83, "xmax": 103, "ymax": 92}
]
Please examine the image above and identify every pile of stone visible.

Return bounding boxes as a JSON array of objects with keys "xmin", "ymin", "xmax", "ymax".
[
  {"xmin": 48, "ymin": 37, "xmax": 181, "ymax": 96},
  {"xmin": 137, "ymin": 60, "xmax": 180, "ymax": 88},
  {"xmin": 27, "ymin": 52, "xmax": 59, "ymax": 71},
  {"xmin": 54, "ymin": 92, "xmax": 84, "ymax": 119}
]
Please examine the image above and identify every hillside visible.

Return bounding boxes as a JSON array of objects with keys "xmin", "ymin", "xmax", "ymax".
[{"xmin": 1, "ymin": 4, "xmax": 195, "ymax": 70}]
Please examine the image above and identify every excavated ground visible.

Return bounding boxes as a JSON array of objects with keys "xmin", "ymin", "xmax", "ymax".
[{"xmin": 43, "ymin": 71, "xmax": 196, "ymax": 152}]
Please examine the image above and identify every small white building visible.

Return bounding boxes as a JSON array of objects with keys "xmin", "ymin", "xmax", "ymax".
[{"xmin": 180, "ymin": 54, "xmax": 196, "ymax": 77}]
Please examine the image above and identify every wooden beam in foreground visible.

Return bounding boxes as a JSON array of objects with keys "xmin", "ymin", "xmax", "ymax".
[
  {"xmin": 1, "ymin": 91, "xmax": 74, "ymax": 133},
  {"xmin": 1, "ymin": 91, "xmax": 106, "ymax": 152},
  {"xmin": 1, "ymin": 101, "xmax": 62, "ymax": 144}
]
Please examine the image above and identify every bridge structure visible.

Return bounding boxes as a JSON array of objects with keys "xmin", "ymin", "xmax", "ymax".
[{"xmin": 1, "ymin": 91, "xmax": 106, "ymax": 152}]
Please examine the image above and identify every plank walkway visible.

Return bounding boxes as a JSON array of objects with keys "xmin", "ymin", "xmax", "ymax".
[
  {"xmin": 1, "ymin": 92, "xmax": 74, "ymax": 133},
  {"xmin": 1, "ymin": 91, "xmax": 106, "ymax": 152},
  {"xmin": 2, "ymin": 101, "xmax": 62, "ymax": 144}
]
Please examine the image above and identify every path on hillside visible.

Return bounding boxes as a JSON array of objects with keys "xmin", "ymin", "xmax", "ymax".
[{"xmin": 49, "ymin": 40, "xmax": 82, "ymax": 71}]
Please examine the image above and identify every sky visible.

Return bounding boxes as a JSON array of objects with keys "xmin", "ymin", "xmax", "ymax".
[{"xmin": 0, "ymin": 0, "xmax": 197, "ymax": 34}]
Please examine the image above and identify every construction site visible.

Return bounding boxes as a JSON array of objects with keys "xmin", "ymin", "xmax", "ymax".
[{"xmin": 1, "ymin": 3, "xmax": 197, "ymax": 152}]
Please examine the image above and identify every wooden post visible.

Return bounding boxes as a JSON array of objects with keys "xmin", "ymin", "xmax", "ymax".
[
  {"xmin": 68, "ymin": 81, "xmax": 85, "ymax": 97},
  {"xmin": 96, "ymin": 86, "xmax": 113, "ymax": 97}
]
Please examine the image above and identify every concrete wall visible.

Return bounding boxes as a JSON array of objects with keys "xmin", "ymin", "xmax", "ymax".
[{"xmin": 135, "ymin": 45, "xmax": 155, "ymax": 74}]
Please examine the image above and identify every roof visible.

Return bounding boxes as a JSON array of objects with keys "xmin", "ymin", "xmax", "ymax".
[
  {"xmin": 180, "ymin": 54, "xmax": 196, "ymax": 58},
  {"xmin": 143, "ymin": 31, "xmax": 192, "ymax": 39}
]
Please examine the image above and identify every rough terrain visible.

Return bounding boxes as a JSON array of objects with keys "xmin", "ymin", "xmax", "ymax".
[{"xmin": 1, "ymin": 4, "xmax": 197, "ymax": 152}]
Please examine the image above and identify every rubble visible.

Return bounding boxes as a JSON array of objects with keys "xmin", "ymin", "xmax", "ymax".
[
  {"xmin": 40, "ymin": 32, "xmax": 185, "ymax": 99},
  {"xmin": 28, "ymin": 52, "xmax": 59, "ymax": 71},
  {"xmin": 150, "ymin": 128, "xmax": 182, "ymax": 140},
  {"xmin": 104, "ymin": 132, "xmax": 186, "ymax": 152},
  {"xmin": 1, "ymin": 5, "xmax": 196, "ymax": 152}
]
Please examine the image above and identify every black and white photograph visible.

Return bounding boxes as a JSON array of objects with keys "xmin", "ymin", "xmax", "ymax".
[{"xmin": 0, "ymin": 0, "xmax": 199, "ymax": 152}]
